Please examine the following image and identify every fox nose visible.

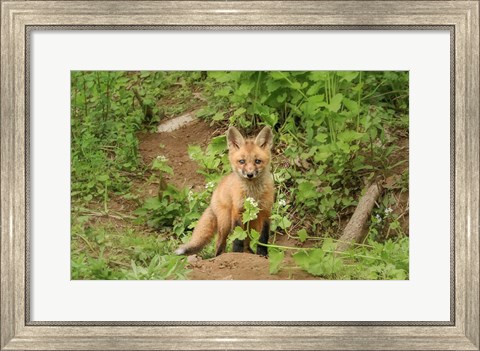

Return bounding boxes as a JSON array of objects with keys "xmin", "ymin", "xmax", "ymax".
[{"xmin": 247, "ymin": 173, "xmax": 254, "ymax": 179}]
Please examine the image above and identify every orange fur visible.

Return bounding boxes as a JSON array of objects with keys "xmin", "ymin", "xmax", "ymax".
[{"xmin": 175, "ymin": 126, "xmax": 274, "ymax": 256}]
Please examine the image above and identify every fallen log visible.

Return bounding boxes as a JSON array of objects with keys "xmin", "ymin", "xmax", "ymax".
[{"xmin": 336, "ymin": 182, "xmax": 383, "ymax": 252}]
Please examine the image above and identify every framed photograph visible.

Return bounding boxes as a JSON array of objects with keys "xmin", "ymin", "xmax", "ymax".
[{"xmin": 1, "ymin": 1, "xmax": 478, "ymax": 350}]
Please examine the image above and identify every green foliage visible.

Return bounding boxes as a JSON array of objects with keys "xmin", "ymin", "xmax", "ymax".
[
  {"xmin": 268, "ymin": 247, "xmax": 284, "ymax": 274},
  {"xmin": 341, "ymin": 237, "xmax": 409, "ymax": 280},
  {"xmin": 70, "ymin": 216, "xmax": 190, "ymax": 280},
  {"xmin": 126, "ymin": 255, "xmax": 190, "ymax": 280},
  {"xmin": 200, "ymin": 71, "xmax": 408, "ymax": 237},
  {"xmin": 267, "ymin": 236, "xmax": 408, "ymax": 280},
  {"xmin": 188, "ymin": 135, "xmax": 229, "ymax": 182},
  {"xmin": 135, "ymin": 183, "xmax": 213, "ymax": 238},
  {"xmin": 71, "ymin": 70, "xmax": 409, "ymax": 280}
]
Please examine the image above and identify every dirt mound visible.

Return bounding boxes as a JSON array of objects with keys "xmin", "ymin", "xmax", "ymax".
[
  {"xmin": 138, "ymin": 118, "xmax": 219, "ymax": 190},
  {"xmin": 187, "ymin": 252, "xmax": 319, "ymax": 280}
]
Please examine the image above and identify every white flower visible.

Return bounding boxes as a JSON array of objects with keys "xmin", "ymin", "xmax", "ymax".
[
  {"xmin": 385, "ymin": 207, "xmax": 393, "ymax": 214},
  {"xmin": 278, "ymin": 199, "xmax": 287, "ymax": 207},
  {"xmin": 156, "ymin": 155, "xmax": 167, "ymax": 162},
  {"xmin": 245, "ymin": 197, "xmax": 259, "ymax": 208},
  {"xmin": 205, "ymin": 181, "xmax": 215, "ymax": 189},
  {"xmin": 375, "ymin": 214, "xmax": 382, "ymax": 223},
  {"xmin": 187, "ymin": 190, "xmax": 194, "ymax": 202}
]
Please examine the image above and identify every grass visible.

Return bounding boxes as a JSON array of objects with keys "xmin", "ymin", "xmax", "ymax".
[{"xmin": 71, "ymin": 70, "xmax": 409, "ymax": 280}]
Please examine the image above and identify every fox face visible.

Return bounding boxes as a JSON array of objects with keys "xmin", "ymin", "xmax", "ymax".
[{"xmin": 227, "ymin": 126, "xmax": 273, "ymax": 180}]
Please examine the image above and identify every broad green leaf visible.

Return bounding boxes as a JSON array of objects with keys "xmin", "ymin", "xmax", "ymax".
[
  {"xmin": 97, "ymin": 174, "xmax": 109, "ymax": 182},
  {"xmin": 292, "ymin": 250, "xmax": 310, "ymax": 269},
  {"xmin": 297, "ymin": 229, "xmax": 308, "ymax": 243},
  {"xmin": 342, "ymin": 98, "xmax": 359, "ymax": 113},
  {"xmin": 337, "ymin": 130, "xmax": 365, "ymax": 143},
  {"xmin": 270, "ymin": 71, "xmax": 287, "ymax": 80},
  {"xmin": 327, "ymin": 93, "xmax": 344, "ymax": 113},
  {"xmin": 233, "ymin": 107, "xmax": 247, "ymax": 117},
  {"xmin": 321, "ymin": 238, "xmax": 336, "ymax": 252},
  {"xmin": 314, "ymin": 132, "xmax": 328, "ymax": 144},
  {"xmin": 214, "ymin": 86, "xmax": 231, "ymax": 97},
  {"xmin": 308, "ymin": 72, "xmax": 328, "ymax": 82},
  {"xmin": 337, "ymin": 71, "xmax": 359, "ymax": 82},
  {"xmin": 268, "ymin": 248, "xmax": 285, "ymax": 274},
  {"xmin": 142, "ymin": 197, "xmax": 162, "ymax": 210},
  {"xmin": 237, "ymin": 82, "xmax": 255, "ymax": 96},
  {"xmin": 207, "ymin": 135, "xmax": 227, "ymax": 153},
  {"xmin": 212, "ymin": 112, "xmax": 224, "ymax": 121},
  {"xmin": 249, "ymin": 229, "xmax": 260, "ymax": 252},
  {"xmin": 229, "ymin": 226, "xmax": 248, "ymax": 241},
  {"xmin": 297, "ymin": 181, "xmax": 317, "ymax": 200}
]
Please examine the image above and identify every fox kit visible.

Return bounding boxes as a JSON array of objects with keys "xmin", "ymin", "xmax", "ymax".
[{"xmin": 175, "ymin": 126, "xmax": 274, "ymax": 257}]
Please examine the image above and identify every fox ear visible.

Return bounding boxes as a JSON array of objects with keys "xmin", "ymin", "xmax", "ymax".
[
  {"xmin": 227, "ymin": 127, "xmax": 245, "ymax": 150},
  {"xmin": 255, "ymin": 126, "xmax": 273, "ymax": 149}
]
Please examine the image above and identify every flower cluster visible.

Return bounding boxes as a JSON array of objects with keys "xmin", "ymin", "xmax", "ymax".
[{"xmin": 245, "ymin": 197, "xmax": 259, "ymax": 208}]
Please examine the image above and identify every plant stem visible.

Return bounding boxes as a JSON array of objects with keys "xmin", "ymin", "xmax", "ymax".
[
  {"xmin": 277, "ymin": 71, "xmax": 307, "ymax": 99},
  {"xmin": 257, "ymin": 242, "xmax": 382, "ymax": 261},
  {"xmin": 74, "ymin": 233, "xmax": 96, "ymax": 253},
  {"xmin": 104, "ymin": 182, "xmax": 109, "ymax": 213}
]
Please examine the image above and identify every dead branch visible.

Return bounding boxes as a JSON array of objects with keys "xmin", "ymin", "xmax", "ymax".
[{"xmin": 336, "ymin": 182, "xmax": 383, "ymax": 252}]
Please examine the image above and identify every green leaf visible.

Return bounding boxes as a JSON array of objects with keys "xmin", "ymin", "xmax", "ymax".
[
  {"xmin": 142, "ymin": 197, "xmax": 162, "ymax": 210},
  {"xmin": 152, "ymin": 158, "xmax": 173, "ymax": 175},
  {"xmin": 212, "ymin": 112, "xmax": 224, "ymax": 121},
  {"xmin": 233, "ymin": 107, "xmax": 247, "ymax": 117},
  {"xmin": 293, "ymin": 249, "xmax": 328, "ymax": 276},
  {"xmin": 214, "ymin": 86, "xmax": 231, "ymax": 97},
  {"xmin": 342, "ymin": 98, "xmax": 359, "ymax": 113},
  {"xmin": 337, "ymin": 130, "xmax": 365, "ymax": 143},
  {"xmin": 207, "ymin": 135, "xmax": 227, "ymax": 154},
  {"xmin": 327, "ymin": 93, "xmax": 343, "ymax": 113},
  {"xmin": 308, "ymin": 72, "xmax": 328, "ymax": 81},
  {"xmin": 97, "ymin": 174, "xmax": 109, "ymax": 182},
  {"xmin": 314, "ymin": 132, "xmax": 328, "ymax": 144},
  {"xmin": 229, "ymin": 226, "xmax": 248, "ymax": 242},
  {"xmin": 297, "ymin": 181, "xmax": 317, "ymax": 201},
  {"xmin": 297, "ymin": 229, "xmax": 308, "ymax": 243},
  {"xmin": 268, "ymin": 248, "xmax": 284, "ymax": 274},
  {"xmin": 237, "ymin": 82, "xmax": 254, "ymax": 96},
  {"xmin": 292, "ymin": 250, "xmax": 310, "ymax": 269},
  {"xmin": 337, "ymin": 71, "xmax": 359, "ymax": 82},
  {"xmin": 249, "ymin": 229, "xmax": 260, "ymax": 252},
  {"xmin": 277, "ymin": 216, "xmax": 292, "ymax": 230},
  {"xmin": 270, "ymin": 71, "xmax": 287, "ymax": 80},
  {"xmin": 321, "ymin": 238, "xmax": 336, "ymax": 252}
]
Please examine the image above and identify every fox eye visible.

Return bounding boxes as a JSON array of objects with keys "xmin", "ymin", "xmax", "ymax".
[
  {"xmin": 239, "ymin": 159, "xmax": 245, "ymax": 164},
  {"xmin": 255, "ymin": 159, "xmax": 262, "ymax": 164}
]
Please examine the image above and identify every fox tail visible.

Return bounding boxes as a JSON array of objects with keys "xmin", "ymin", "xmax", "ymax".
[{"xmin": 174, "ymin": 207, "xmax": 217, "ymax": 255}]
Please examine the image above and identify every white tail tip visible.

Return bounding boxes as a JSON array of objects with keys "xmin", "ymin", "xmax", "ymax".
[{"xmin": 174, "ymin": 247, "xmax": 186, "ymax": 255}]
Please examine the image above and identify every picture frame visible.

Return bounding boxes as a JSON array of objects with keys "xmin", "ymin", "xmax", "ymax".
[{"xmin": 1, "ymin": 1, "xmax": 478, "ymax": 350}]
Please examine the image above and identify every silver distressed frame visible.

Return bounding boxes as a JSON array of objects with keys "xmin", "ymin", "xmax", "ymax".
[{"xmin": 1, "ymin": 1, "xmax": 479, "ymax": 350}]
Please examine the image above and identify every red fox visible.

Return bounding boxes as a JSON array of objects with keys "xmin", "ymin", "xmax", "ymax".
[{"xmin": 175, "ymin": 126, "xmax": 274, "ymax": 257}]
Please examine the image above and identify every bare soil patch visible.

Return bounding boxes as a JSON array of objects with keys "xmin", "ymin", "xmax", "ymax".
[
  {"xmin": 187, "ymin": 252, "xmax": 319, "ymax": 280},
  {"xmin": 138, "ymin": 118, "xmax": 219, "ymax": 190}
]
